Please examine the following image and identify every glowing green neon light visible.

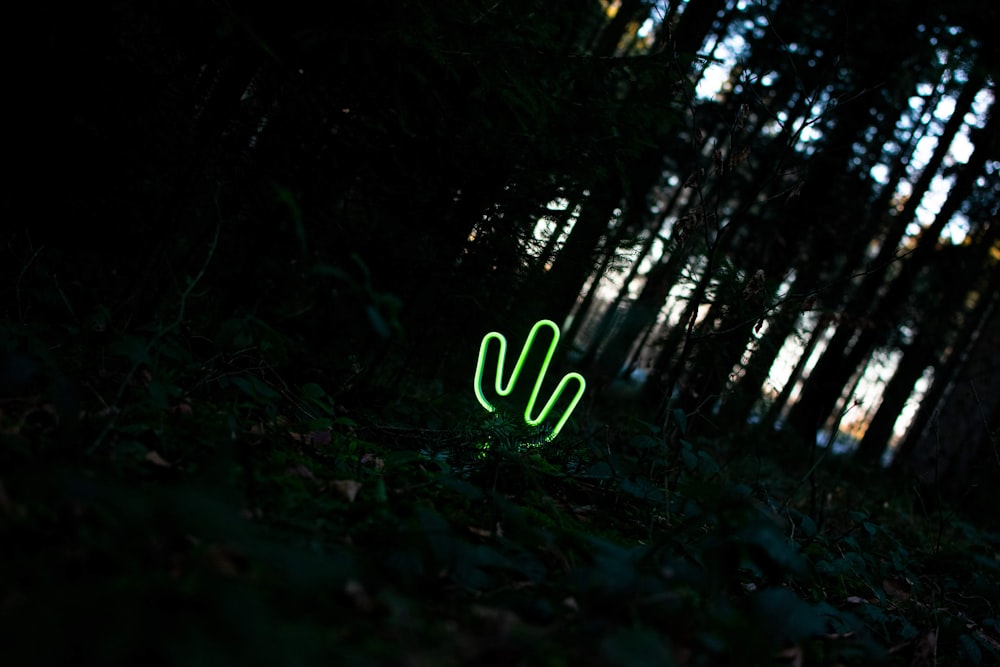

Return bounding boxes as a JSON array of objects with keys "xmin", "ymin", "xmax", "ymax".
[{"xmin": 474, "ymin": 319, "xmax": 586, "ymax": 442}]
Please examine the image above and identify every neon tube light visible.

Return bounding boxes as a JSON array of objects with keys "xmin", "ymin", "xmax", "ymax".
[{"xmin": 474, "ymin": 319, "xmax": 586, "ymax": 442}]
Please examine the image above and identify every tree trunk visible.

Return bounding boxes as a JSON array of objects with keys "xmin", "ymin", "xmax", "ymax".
[
  {"xmin": 786, "ymin": 108, "xmax": 998, "ymax": 440},
  {"xmin": 763, "ymin": 316, "xmax": 829, "ymax": 428},
  {"xmin": 534, "ymin": 182, "xmax": 622, "ymax": 327},
  {"xmin": 855, "ymin": 332, "xmax": 934, "ymax": 465},
  {"xmin": 902, "ymin": 290, "xmax": 1000, "ymax": 511},
  {"xmin": 593, "ymin": 249, "xmax": 687, "ymax": 381},
  {"xmin": 591, "ymin": 0, "xmax": 650, "ymax": 57}
]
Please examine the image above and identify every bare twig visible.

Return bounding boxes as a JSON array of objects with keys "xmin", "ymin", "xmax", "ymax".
[{"xmin": 88, "ymin": 210, "xmax": 222, "ymax": 454}]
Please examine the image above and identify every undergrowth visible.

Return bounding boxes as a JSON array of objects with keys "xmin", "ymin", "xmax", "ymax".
[{"xmin": 1, "ymin": 315, "xmax": 998, "ymax": 666}]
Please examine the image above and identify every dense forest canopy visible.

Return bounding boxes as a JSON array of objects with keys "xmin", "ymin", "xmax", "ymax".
[{"xmin": 2, "ymin": 1, "xmax": 1000, "ymax": 664}]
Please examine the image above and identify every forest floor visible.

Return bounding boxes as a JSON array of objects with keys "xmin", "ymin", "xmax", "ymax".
[{"xmin": 2, "ymin": 330, "xmax": 1000, "ymax": 667}]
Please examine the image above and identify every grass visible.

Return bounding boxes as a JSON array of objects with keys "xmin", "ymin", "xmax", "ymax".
[{"xmin": 2, "ymin": 318, "xmax": 999, "ymax": 666}]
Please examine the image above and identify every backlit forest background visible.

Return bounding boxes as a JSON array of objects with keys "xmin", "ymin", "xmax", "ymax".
[{"xmin": 3, "ymin": 1, "xmax": 1000, "ymax": 665}]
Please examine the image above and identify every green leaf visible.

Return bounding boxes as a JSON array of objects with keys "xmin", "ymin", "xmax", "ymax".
[
  {"xmin": 417, "ymin": 506, "xmax": 457, "ymax": 566},
  {"xmin": 230, "ymin": 375, "xmax": 281, "ymax": 401},
  {"xmin": 749, "ymin": 588, "xmax": 829, "ymax": 641},
  {"xmin": 504, "ymin": 550, "xmax": 547, "ymax": 583},
  {"xmin": 637, "ymin": 419, "xmax": 661, "ymax": 435},
  {"xmin": 437, "ymin": 475, "xmax": 484, "ymax": 500},
  {"xmin": 959, "ymin": 634, "xmax": 983, "ymax": 664},
  {"xmin": 681, "ymin": 442, "xmax": 698, "ymax": 471},
  {"xmin": 601, "ymin": 626, "xmax": 674, "ymax": 667},
  {"xmin": 582, "ymin": 461, "xmax": 614, "ymax": 479},
  {"xmin": 116, "ymin": 423, "xmax": 152, "ymax": 436},
  {"xmin": 301, "ymin": 382, "xmax": 326, "ymax": 400},
  {"xmin": 147, "ymin": 375, "xmax": 175, "ymax": 410},
  {"xmin": 738, "ymin": 524, "xmax": 807, "ymax": 576},
  {"xmin": 111, "ymin": 334, "xmax": 151, "ymax": 366},
  {"xmin": 796, "ymin": 512, "xmax": 818, "ymax": 538},
  {"xmin": 384, "ymin": 450, "xmax": 425, "ymax": 466},
  {"xmin": 273, "ymin": 184, "xmax": 307, "ymax": 256},
  {"xmin": 306, "ymin": 417, "xmax": 333, "ymax": 430},
  {"xmin": 673, "ymin": 408, "xmax": 687, "ymax": 435},
  {"xmin": 630, "ymin": 434, "xmax": 661, "ymax": 449},
  {"xmin": 366, "ymin": 304, "xmax": 391, "ymax": 339},
  {"xmin": 620, "ymin": 477, "xmax": 665, "ymax": 503},
  {"xmin": 697, "ymin": 450, "xmax": 721, "ymax": 476},
  {"xmin": 373, "ymin": 477, "xmax": 388, "ymax": 504},
  {"xmin": 313, "ymin": 262, "xmax": 351, "ymax": 281}
]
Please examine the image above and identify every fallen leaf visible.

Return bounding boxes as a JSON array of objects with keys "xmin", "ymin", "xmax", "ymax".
[
  {"xmin": 775, "ymin": 645, "xmax": 803, "ymax": 667},
  {"xmin": 361, "ymin": 453, "xmax": 385, "ymax": 470},
  {"xmin": 470, "ymin": 605, "xmax": 520, "ymax": 637},
  {"xmin": 145, "ymin": 451, "xmax": 172, "ymax": 467},
  {"xmin": 168, "ymin": 402, "xmax": 193, "ymax": 416},
  {"xmin": 288, "ymin": 428, "xmax": 331, "ymax": 445},
  {"xmin": 310, "ymin": 430, "xmax": 331, "ymax": 445},
  {"xmin": 206, "ymin": 544, "xmax": 246, "ymax": 578},
  {"xmin": 883, "ymin": 577, "xmax": 911, "ymax": 601},
  {"xmin": 285, "ymin": 464, "xmax": 316, "ymax": 480},
  {"xmin": 344, "ymin": 579, "xmax": 375, "ymax": 612},
  {"xmin": 332, "ymin": 480, "xmax": 362, "ymax": 502}
]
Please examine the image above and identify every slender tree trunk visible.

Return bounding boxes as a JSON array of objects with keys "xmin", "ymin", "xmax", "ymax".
[
  {"xmin": 534, "ymin": 199, "xmax": 580, "ymax": 275},
  {"xmin": 562, "ymin": 227, "xmax": 623, "ymax": 346},
  {"xmin": 591, "ymin": 0, "xmax": 650, "ymax": 57},
  {"xmin": 763, "ymin": 316, "xmax": 829, "ymax": 428},
  {"xmin": 716, "ymin": 296, "xmax": 807, "ymax": 428},
  {"xmin": 580, "ymin": 227, "xmax": 662, "ymax": 363},
  {"xmin": 534, "ymin": 182, "xmax": 622, "ymax": 327},
  {"xmin": 855, "ymin": 332, "xmax": 934, "ymax": 465},
  {"xmin": 667, "ymin": 0, "xmax": 728, "ymax": 62},
  {"xmin": 583, "ymin": 180, "xmax": 684, "ymax": 366},
  {"xmin": 593, "ymin": 248, "xmax": 687, "ymax": 381},
  {"xmin": 823, "ymin": 353, "xmax": 870, "ymax": 449}
]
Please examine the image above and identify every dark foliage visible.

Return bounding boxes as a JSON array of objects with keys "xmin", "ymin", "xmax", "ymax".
[{"xmin": 2, "ymin": 1, "xmax": 1000, "ymax": 665}]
